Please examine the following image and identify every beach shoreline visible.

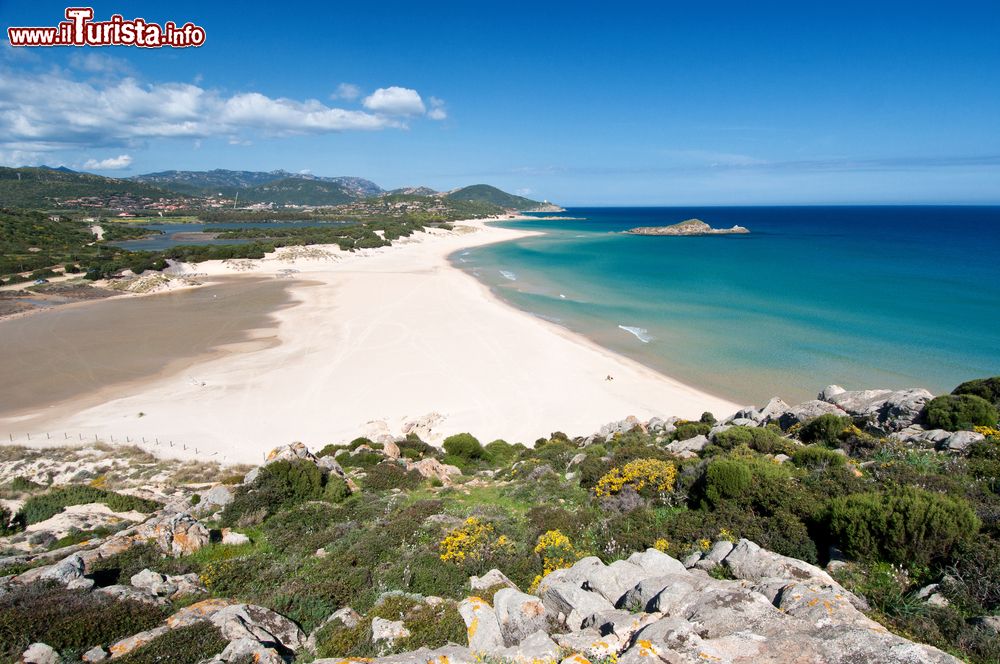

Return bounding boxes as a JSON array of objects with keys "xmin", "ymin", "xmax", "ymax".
[{"xmin": 0, "ymin": 216, "xmax": 741, "ymax": 464}]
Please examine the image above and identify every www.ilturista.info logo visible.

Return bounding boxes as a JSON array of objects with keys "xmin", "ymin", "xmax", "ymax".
[{"xmin": 7, "ymin": 7, "xmax": 206, "ymax": 48}]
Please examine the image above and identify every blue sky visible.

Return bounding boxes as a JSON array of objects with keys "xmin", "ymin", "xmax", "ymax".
[{"xmin": 1, "ymin": 0, "xmax": 999, "ymax": 204}]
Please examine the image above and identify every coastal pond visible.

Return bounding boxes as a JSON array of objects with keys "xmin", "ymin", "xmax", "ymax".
[{"xmin": 107, "ymin": 220, "xmax": 353, "ymax": 251}]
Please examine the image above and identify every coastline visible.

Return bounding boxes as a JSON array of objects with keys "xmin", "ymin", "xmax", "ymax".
[{"xmin": 0, "ymin": 217, "xmax": 740, "ymax": 464}]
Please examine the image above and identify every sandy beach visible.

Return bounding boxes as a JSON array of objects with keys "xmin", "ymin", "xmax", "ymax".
[{"xmin": 0, "ymin": 219, "xmax": 740, "ymax": 464}]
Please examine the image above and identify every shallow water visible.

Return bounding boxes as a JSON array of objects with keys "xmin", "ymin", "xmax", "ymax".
[{"xmin": 456, "ymin": 207, "xmax": 1000, "ymax": 404}]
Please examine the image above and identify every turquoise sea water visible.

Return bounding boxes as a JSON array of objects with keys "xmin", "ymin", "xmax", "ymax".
[{"xmin": 452, "ymin": 207, "xmax": 1000, "ymax": 405}]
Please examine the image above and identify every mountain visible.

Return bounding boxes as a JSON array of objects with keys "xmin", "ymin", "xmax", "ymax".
[
  {"xmin": 0, "ymin": 167, "xmax": 183, "ymax": 208},
  {"xmin": 445, "ymin": 184, "xmax": 542, "ymax": 210},
  {"xmin": 237, "ymin": 177, "xmax": 360, "ymax": 206},
  {"xmin": 385, "ymin": 186, "xmax": 440, "ymax": 197},
  {"xmin": 132, "ymin": 169, "xmax": 383, "ymax": 201}
]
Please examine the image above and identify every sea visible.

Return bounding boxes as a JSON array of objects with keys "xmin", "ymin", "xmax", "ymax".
[{"xmin": 452, "ymin": 206, "xmax": 1000, "ymax": 406}]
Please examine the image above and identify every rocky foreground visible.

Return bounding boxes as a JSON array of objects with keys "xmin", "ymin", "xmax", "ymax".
[{"xmin": 2, "ymin": 379, "xmax": 998, "ymax": 663}]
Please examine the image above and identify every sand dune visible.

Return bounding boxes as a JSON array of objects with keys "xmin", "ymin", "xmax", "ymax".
[{"xmin": 0, "ymin": 220, "xmax": 739, "ymax": 464}]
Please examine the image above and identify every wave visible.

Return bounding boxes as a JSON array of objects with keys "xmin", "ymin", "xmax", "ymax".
[
  {"xmin": 499, "ymin": 270, "xmax": 517, "ymax": 281},
  {"xmin": 618, "ymin": 325, "xmax": 653, "ymax": 343}
]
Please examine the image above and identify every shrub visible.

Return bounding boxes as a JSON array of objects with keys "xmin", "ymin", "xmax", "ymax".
[
  {"xmin": 484, "ymin": 439, "xmax": 517, "ymax": 466},
  {"xmin": 324, "ymin": 476, "xmax": 352, "ymax": 502},
  {"xmin": 594, "ymin": 458, "xmax": 677, "ymax": 499},
  {"xmin": 316, "ymin": 443, "xmax": 345, "ymax": 458},
  {"xmin": 397, "ymin": 436, "xmax": 437, "ymax": 460},
  {"xmin": 799, "ymin": 414, "xmax": 853, "ymax": 445},
  {"xmin": 923, "ymin": 394, "xmax": 998, "ymax": 432},
  {"xmin": 348, "ymin": 437, "xmax": 373, "ymax": 450},
  {"xmin": 530, "ymin": 529, "xmax": 578, "ymax": 591},
  {"xmin": 363, "ymin": 462, "xmax": 423, "ymax": 492},
  {"xmin": 442, "ymin": 433, "xmax": 487, "ymax": 461},
  {"xmin": 0, "ymin": 504, "xmax": 14, "ymax": 535},
  {"xmin": 713, "ymin": 426, "xmax": 796, "ymax": 455},
  {"xmin": 17, "ymin": 486, "xmax": 160, "ymax": 525},
  {"xmin": 438, "ymin": 517, "xmax": 513, "ymax": 565},
  {"xmin": 0, "ymin": 583, "xmax": 165, "ymax": 661},
  {"xmin": 261, "ymin": 501, "xmax": 341, "ymax": 554},
  {"xmin": 221, "ymin": 459, "xmax": 326, "ymax": 526},
  {"xmin": 114, "ymin": 623, "xmax": 228, "ymax": 664},
  {"xmin": 952, "ymin": 376, "xmax": 1000, "ymax": 407},
  {"xmin": 704, "ymin": 459, "xmax": 752, "ymax": 506},
  {"xmin": 827, "ymin": 486, "xmax": 980, "ymax": 568},
  {"xmin": 672, "ymin": 422, "xmax": 711, "ymax": 441},
  {"xmin": 792, "ymin": 445, "xmax": 847, "ymax": 469}
]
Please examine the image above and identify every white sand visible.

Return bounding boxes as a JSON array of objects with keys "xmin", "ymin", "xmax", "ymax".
[{"xmin": 9, "ymin": 219, "xmax": 739, "ymax": 464}]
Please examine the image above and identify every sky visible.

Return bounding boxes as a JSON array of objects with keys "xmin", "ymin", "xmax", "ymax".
[{"xmin": 1, "ymin": 0, "xmax": 999, "ymax": 205}]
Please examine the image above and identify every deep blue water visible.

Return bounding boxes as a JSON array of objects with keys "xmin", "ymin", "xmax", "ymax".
[
  {"xmin": 454, "ymin": 207, "xmax": 1000, "ymax": 405},
  {"xmin": 110, "ymin": 220, "xmax": 350, "ymax": 251}
]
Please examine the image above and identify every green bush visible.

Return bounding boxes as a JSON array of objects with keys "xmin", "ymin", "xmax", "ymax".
[
  {"xmin": 799, "ymin": 414, "xmax": 852, "ymax": 445},
  {"xmin": 348, "ymin": 437, "xmax": 373, "ymax": 450},
  {"xmin": 713, "ymin": 426, "xmax": 796, "ymax": 455},
  {"xmin": 324, "ymin": 476, "xmax": 352, "ymax": 502},
  {"xmin": 442, "ymin": 433, "xmax": 487, "ymax": 460},
  {"xmin": 952, "ymin": 376, "xmax": 1000, "ymax": 407},
  {"xmin": 673, "ymin": 422, "xmax": 711, "ymax": 441},
  {"xmin": 363, "ymin": 462, "xmax": 423, "ymax": 492},
  {"xmin": 0, "ymin": 504, "xmax": 14, "ymax": 535},
  {"xmin": 0, "ymin": 583, "xmax": 165, "ymax": 661},
  {"xmin": 827, "ymin": 486, "xmax": 980, "ymax": 567},
  {"xmin": 704, "ymin": 459, "xmax": 752, "ymax": 506},
  {"xmin": 792, "ymin": 445, "xmax": 847, "ymax": 469},
  {"xmin": 114, "ymin": 623, "xmax": 228, "ymax": 664},
  {"xmin": 923, "ymin": 394, "xmax": 998, "ymax": 431},
  {"xmin": 221, "ymin": 459, "xmax": 326, "ymax": 526},
  {"xmin": 317, "ymin": 443, "xmax": 345, "ymax": 458},
  {"xmin": 17, "ymin": 486, "xmax": 159, "ymax": 525},
  {"xmin": 484, "ymin": 439, "xmax": 518, "ymax": 466}
]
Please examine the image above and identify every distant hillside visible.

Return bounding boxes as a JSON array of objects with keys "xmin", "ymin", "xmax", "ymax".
[
  {"xmin": 0, "ymin": 167, "xmax": 183, "ymax": 208},
  {"xmin": 133, "ymin": 169, "xmax": 383, "ymax": 201},
  {"xmin": 237, "ymin": 177, "xmax": 361, "ymax": 206},
  {"xmin": 385, "ymin": 186, "xmax": 439, "ymax": 197},
  {"xmin": 445, "ymin": 184, "xmax": 542, "ymax": 210}
]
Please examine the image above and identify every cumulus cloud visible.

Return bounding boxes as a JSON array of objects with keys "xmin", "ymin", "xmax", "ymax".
[
  {"xmin": 0, "ymin": 66, "xmax": 438, "ymax": 158},
  {"xmin": 363, "ymin": 86, "xmax": 426, "ymax": 115},
  {"xmin": 333, "ymin": 82, "xmax": 360, "ymax": 100},
  {"xmin": 83, "ymin": 154, "xmax": 133, "ymax": 170}
]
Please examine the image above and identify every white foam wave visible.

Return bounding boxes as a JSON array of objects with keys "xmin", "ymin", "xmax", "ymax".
[
  {"xmin": 499, "ymin": 270, "xmax": 517, "ymax": 281},
  {"xmin": 618, "ymin": 325, "xmax": 653, "ymax": 343}
]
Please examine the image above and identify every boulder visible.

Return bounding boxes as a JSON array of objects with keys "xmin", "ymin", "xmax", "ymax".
[
  {"xmin": 693, "ymin": 540, "xmax": 734, "ymax": 570},
  {"xmin": 492, "ymin": 588, "xmax": 548, "ymax": 647},
  {"xmin": 383, "ymin": 440, "xmax": 401, "ymax": 460},
  {"xmin": 537, "ymin": 579, "xmax": 615, "ymax": 629},
  {"xmin": 265, "ymin": 442, "xmax": 318, "ymax": 464},
  {"xmin": 819, "ymin": 385, "xmax": 847, "ymax": 400},
  {"xmin": 109, "ymin": 626, "xmax": 171, "ymax": 658},
  {"xmin": 141, "ymin": 513, "xmax": 211, "ymax": 557},
  {"xmin": 305, "ymin": 607, "xmax": 363, "ymax": 653},
  {"xmin": 494, "ymin": 630, "xmax": 560, "ymax": 664},
  {"xmin": 371, "ymin": 617, "xmax": 411, "ymax": 644},
  {"xmin": 776, "ymin": 400, "xmax": 849, "ymax": 428},
  {"xmin": 97, "ymin": 584, "xmax": 169, "ymax": 607},
  {"xmin": 824, "ymin": 388, "xmax": 934, "ymax": 433},
  {"xmin": 626, "ymin": 548, "xmax": 687, "ymax": 577},
  {"xmin": 758, "ymin": 397, "xmax": 792, "ymax": 422},
  {"xmin": 470, "ymin": 568, "xmax": 516, "ymax": 592},
  {"xmin": 194, "ymin": 485, "xmax": 234, "ymax": 516},
  {"xmin": 581, "ymin": 559, "xmax": 647, "ymax": 604},
  {"xmin": 942, "ymin": 430, "xmax": 985, "ymax": 452},
  {"xmin": 970, "ymin": 615, "xmax": 1000, "ymax": 635},
  {"xmin": 458, "ymin": 596, "xmax": 505, "ymax": 651},
  {"xmin": 210, "ymin": 603, "xmax": 307, "ymax": 652},
  {"xmin": 131, "ymin": 568, "xmax": 177, "ymax": 597},
  {"xmin": 81, "ymin": 645, "xmax": 108, "ymax": 662},
  {"xmin": 219, "ymin": 638, "xmax": 284, "ymax": 664},
  {"xmin": 166, "ymin": 598, "xmax": 237, "ymax": 629},
  {"xmin": 221, "ymin": 528, "xmax": 251, "ymax": 546},
  {"xmin": 20, "ymin": 643, "xmax": 59, "ymax": 664},
  {"xmin": 14, "ymin": 553, "xmax": 93, "ymax": 590},
  {"xmin": 406, "ymin": 458, "xmax": 462, "ymax": 485},
  {"xmin": 665, "ymin": 434, "xmax": 709, "ymax": 456}
]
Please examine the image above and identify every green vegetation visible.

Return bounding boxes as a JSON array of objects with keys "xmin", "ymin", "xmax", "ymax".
[
  {"xmin": 952, "ymin": 376, "xmax": 1000, "ymax": 407},
  {"xmin": 114, "ymin": 623, "xmax": 229, "ymax": 664},
  {"xmin": 445, "ymin": 184, "xmax": 542, "ymax": 210},
  {"xmin": 13, "ymin": 486, "xmax": 160, "ymax": 529},
  {"xmin": 923, "ymin": 394, "xmax": 998, "ymax": 431},
  {"xmin": 0, "ymin": 166, "xmax": 180, "ymax": 209}
]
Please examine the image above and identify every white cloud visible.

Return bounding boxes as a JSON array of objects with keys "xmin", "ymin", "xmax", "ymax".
[
  {"xmin": 363, "ymin": 86, "xmax": 426, "ymax": 115},
  {"xmin": 83, "ymin": 154, "xmax": 133, "ymax": 170},
  {"xmin": 427, "ymin": 96, "xmax": 447, "ymax": 121},
  {"xmin": 333, "ymin": 83, "xmax": 360, "ymax": 100},
  {"xmin": 69, "ymin": 52, "xmax": 132, "ymax": 75},
  {"xmin": 0, "ymin": 67, "xmax": 435, "ymax": 156}
]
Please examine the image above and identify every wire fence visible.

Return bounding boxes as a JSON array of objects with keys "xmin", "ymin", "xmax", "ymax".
[{"xmin": 3, "ymin": 431, "xmax": 234, "ymax": 463}]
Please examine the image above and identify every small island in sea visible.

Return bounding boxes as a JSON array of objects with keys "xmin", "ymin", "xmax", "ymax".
[{"xmin": 625, "ymin": 218, "xmax": 750, "ymax": 236}]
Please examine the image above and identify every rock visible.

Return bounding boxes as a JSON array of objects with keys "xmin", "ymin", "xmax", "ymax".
[
  {"xmin": 824, "ymin": 388, "xmax": 934, "ymax": 433},
  {"xmin": 776, "ymin": 400, "xmax": 850, "ymax": 428},
  {"xmin": 97, "ymin": 584, "xmax": 168, "ymax": 607},
  {"xmin": 665, "ymin": 434, "xmax": 709, "ymax": 456},
  {"xmin": 383, "ymin": 440, "xmax": 401, "ymax": 460},
  {"xmin": 407, "ymin": 458, "xmax": 462, "ymax": 485},
  {"xmin": 131, "ymin": 568, "xmax": 177, "ymax": 597},
  {"xmin": 20, "ymin": 643, "xmax": 59, "ymax": 664},
  {"xmin": 721, "ymin": 539, "xmax": 843, "ymax": 592},
  {"xmin": 220, "ymin": 638, "xmax": 285, "ymax": 664},
  {"xmin": 470, "ymin": 568, "xmax": 516, "ymax": 592},
  {"xmin": 170, "ymin": 573, "xmax": 206, "ymax": 598},
  {"xmin": 265, "ymin": 441, "xmax": 318, "ymax": 464},
  {"xmin": 493, "ymin": 588, "xmax": 549, "ymax": 646},
  {"xmin": 166, "ymin": 598, "xmax": 237, "ymax": 628},
  {"xmin": 758, "ymin": 397, "xmax": 791, "ymax": 422},
  {"xmin": 242, "ymin": 467, "xmax": 260, "ymax": 485},
  {"xmin": 81, "ymin": 645, "xmax": 108, "ymax": 662},
  {"xmin": 682, "ymin": 551, "xmax": 702, "ymax": 568},
  {"xmin": 329, "ymin": 606, "xmax": 362, "ymax": 629},
  {"xmin": 371, "ymin": 617, "xmax": 411, "ymax": 644},
  {"xmin": 458, "ymin": 596, "xmax": 505, "ymax": 651},
  {"xmin": 707, "ymin": 424, "xmax": 731, "ymax": 440},
  {"xmin": 193, "ymin": 485, "xmax": 234, "ymax": 516},
  {"xmin": 626, "ymin": 548, "xmax": 687, "ymax": 577},
  {"xmin": 14, "ymin": 553, "xmax": 93, "ymax": 590},
  {"xmin": 141, "ymin": 513, "xmax": 211, "ymax": 557},
  {"xmin": 494, "ymin": 630, "xmax": 560, "ymax": 664},
  {"xmin": 581, "ymin": 559, "xmax": 647, "ymax": 605},
  {"xmin": 210, "ymin": 603, "xmax": 307, "ymax": 652},
  {"xmin": 694, "ymin": 540, "xmax": 733, "ymax": 570},
  {"xmin": 568, "ymin": 453, "xmax": 587, "ymax": 468},
  {"xmin": 109, "ymin": 626, "xmax": 171, "ymax": 657},
  {"xmin": 819, "ymin": 384, "xmax": 847, "ymax": 400},
  {"xmin": 942, "ymin": 430, "xmax": 985, "ymax": 452},
  {"xmin": 221, "ymin": 528, "xmax": 251, "ymax": 546},
  {"xmin": 970, "ymin": 615, "xmax": 1000, "ymax": 634},
  {"xmin": 537, "ymin": 579, "xmax": 615, "ymax": 629},
  {"xmin": 620, "ymin": 573, "xmax": 694, "ymax": 612}
]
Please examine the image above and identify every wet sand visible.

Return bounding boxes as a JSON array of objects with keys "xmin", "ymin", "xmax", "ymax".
[{"xmin": 0, "ymin": 278, "xmax": 296, "ymax": 423}]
